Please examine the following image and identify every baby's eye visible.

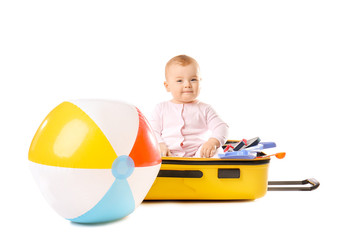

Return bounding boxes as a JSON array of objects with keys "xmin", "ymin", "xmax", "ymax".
[
  {"xmin": 176, "ymin": 79, "xmax": 183, "ymax": 83},
  {"xmin": 191, "ymin": 79, "xmax": 198, "ymax": 82}
]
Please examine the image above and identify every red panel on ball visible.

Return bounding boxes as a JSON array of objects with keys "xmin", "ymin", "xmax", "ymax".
[{"xmin": 129, "ymin": 108, "xmax": 161, "ymax": 167}]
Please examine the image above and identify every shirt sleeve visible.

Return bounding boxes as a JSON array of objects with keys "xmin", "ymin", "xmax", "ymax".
[
  {"xmin": 148, "ymin": 103, "xmax": 165, "ymax": 143},
  {"xmin": 206, "ymin": 105, "xmax": 229, "ymax": 146}
]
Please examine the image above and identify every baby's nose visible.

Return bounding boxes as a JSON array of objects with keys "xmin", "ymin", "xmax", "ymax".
[{"xmin": 184, "ymin": 81, "xmax": 192, "ymax": 87}]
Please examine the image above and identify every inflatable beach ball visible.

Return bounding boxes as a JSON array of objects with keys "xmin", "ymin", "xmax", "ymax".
[{"xmin": 28, "ymin": 100, "xmax": 161, "ymax": 223}]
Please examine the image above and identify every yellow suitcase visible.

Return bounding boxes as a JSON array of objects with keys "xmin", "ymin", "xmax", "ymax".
[{"xmin": 145, "ymin": 155, "xmax": 319, "ymax": 200}]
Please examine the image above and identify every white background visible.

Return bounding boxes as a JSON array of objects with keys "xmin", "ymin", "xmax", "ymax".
[{"xmin": 1, "ymin": 0, "xmax": 359, "ymax": 239}]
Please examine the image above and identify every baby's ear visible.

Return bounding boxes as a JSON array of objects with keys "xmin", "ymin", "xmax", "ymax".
[{"xmin": 164, "ymin": 81, "xmax": 170, "ymax": 92}]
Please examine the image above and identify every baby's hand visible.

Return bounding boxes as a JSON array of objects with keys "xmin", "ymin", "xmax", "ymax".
[
  {"xmin": 159, "ymin": 142, "xmax": 172, "ymax": 157},
  {"xmin": 200, "ymin": 138, "xmax": 220, "ymax": 158}
]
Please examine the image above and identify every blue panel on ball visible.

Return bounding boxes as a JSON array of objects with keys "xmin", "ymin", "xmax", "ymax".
[{"xmin": 68, "ymin": 179, "xmax": 135, "ymax": 223}]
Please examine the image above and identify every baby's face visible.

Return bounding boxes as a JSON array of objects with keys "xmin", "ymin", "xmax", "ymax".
[{"xmin": 164, "ymin": 63, "xmax": 201, "ymax": 104}]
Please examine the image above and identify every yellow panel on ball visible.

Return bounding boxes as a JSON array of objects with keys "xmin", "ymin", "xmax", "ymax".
[{"xmin": 28, "ymin": 101, "xmax": 117, "ymax": 169}]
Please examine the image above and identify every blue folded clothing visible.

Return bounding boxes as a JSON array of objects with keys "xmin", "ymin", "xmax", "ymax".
[
  {"xmin": 218, "ymin": 151, "xmax": 256, "ymax": 159},
  {"xmin": 245, "ymin": 142, "xmax": 276, "ymax": 152}
]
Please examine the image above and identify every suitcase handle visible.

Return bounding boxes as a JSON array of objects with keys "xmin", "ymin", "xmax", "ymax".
[
  {"xmin": 157, "ymin": 169, "xmax": 242, "ymax": 179},
  {"xmin": 267, "ymin": 178, "xmax": 320, "ymax": 191}
]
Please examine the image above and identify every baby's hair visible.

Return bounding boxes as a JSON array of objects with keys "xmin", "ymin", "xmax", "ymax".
[{"xmin": 165, "ymin": 55, "xmax": 199, "ymax": 79}]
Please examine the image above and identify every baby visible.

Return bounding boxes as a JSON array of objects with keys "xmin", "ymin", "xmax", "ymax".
[{"xmin": 149, "ymin": 55, "xmax": 229, "ymax": 158}]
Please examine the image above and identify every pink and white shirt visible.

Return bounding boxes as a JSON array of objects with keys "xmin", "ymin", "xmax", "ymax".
[{"xmin": 149, "ymin": 100, "xmax": 229, "ymax": 157}]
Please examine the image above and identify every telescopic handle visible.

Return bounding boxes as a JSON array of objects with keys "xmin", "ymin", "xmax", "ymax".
[{"xmin": 267, "ymin": 178, "xmax": 320, "ymax": 191}]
